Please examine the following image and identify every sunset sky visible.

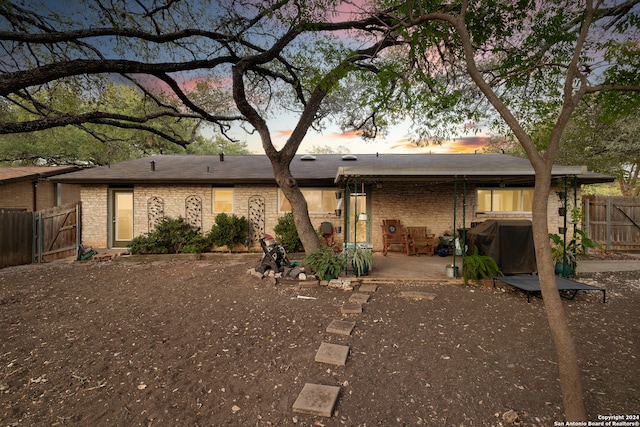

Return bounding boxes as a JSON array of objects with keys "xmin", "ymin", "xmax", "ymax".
[{"xmin": 221, "ymin": 116, "xmax": 490, "ymax": 155}]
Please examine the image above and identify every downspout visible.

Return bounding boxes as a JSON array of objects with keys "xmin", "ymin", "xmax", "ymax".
[{"xmin": 32, "ymin": 179, "xmax": 38, "ymax": 212}]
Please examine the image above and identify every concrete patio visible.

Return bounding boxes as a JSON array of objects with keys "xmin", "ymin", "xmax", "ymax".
[{"xmin": 356, "ymin": 251, "xmax": 463, "ymax": 282}]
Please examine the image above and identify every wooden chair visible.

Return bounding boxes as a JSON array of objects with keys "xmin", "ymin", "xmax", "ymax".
[
  {"xmin": 381, "ymin": 219, "xmax": 405, "ymax": 255},
  {"xmin": 405, "ymin": 227, "xmax": 436, "ymax": 256}
]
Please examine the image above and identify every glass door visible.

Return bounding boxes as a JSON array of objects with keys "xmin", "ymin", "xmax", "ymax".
[
  {"xmin": 111, "ymin": 189, "xmax": 133, "ymax": 247},
  {"xmin": 347, "ymin": 190, "xmax": 368, "ymax": 246}
]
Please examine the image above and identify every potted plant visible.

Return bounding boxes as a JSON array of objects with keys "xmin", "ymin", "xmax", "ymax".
[
  {"xmin": 462, "ymin": 245, "xmax": 502, "ymax": 286},
  {"xmin": 304, "ymin": 247, "xmax": 346, "ymax": 281},
  {"xmin": 549, "ymin": 229, "xmax": 601, "ymax": 277},
  {"xmin": 346, "ymin": 247, "xmax": 374, "ymax": 276}
]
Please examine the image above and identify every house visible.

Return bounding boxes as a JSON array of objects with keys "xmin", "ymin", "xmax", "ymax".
[
  {"xmin": 51, "ymin": 153, "xmax": 614, "ymax": 250},
  {"xmin": 0, "ymin": 166, "xmax": 81, "ymax": 212}
]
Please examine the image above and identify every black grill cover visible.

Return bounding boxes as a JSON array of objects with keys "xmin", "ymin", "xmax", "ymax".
[{"xmin": 466, "ymin": 220, "xmax": 537, "ymax": 275}]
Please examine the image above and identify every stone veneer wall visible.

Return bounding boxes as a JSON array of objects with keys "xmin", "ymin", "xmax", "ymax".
[
  {"xmin": 80, "ymin": 185, "xmax": 109, "ymax": 248},
  {"xmin": 79, "ymin": 184, "xmax": 340, "ymax": 249},
  {"xmin": 370, "ymin": 182, "xmax": 570, "ymax": 252},
  {"xmin": 79, "ymin": 182, "xmax": 573, "ymax": 250}
]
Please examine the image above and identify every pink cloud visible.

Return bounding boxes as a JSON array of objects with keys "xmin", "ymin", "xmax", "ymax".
[
  {"xmin": 390, "ymin": 136, "xmax": 488, "ymax": 153},
  {"xmin": 332, "ymin": 129, "xmax": 364, "ymax": 139},
  {"xmin": 273, "ymin": 129, "xmax": 293, "ymax": 139},
  {"xmin": 134, "ymin": 74, "xmax": 230, "ymax": 95}
]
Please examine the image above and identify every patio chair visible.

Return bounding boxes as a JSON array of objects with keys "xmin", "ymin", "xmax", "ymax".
[
  {"xmin": 381, "ymin": 219, "xmax": 405, "ymax": 255},
  {"xmin": 405, "ymin": 227, "xmax": 436, "ymax": 256}
]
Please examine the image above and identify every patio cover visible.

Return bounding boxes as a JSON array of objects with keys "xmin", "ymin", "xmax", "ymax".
[{"xmin": 466, "ymin": 219, "xmax": 537, "ymax": 275}]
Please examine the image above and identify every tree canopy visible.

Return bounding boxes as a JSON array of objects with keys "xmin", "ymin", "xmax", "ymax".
[
  {"xmin": 0, "ymin": 81, "xmax": 249, "ymax": 165},
  {"xmin": 557, "ymin": 98, "xmax": 640, "ymax": 196}
]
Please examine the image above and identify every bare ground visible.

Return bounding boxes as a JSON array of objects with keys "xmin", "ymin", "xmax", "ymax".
[{"xmin": 0, "ymin": 254, "xmax": 638, "ymax": 426}]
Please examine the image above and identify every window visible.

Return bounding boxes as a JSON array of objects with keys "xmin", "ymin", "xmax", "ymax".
[
  {"xmin": 212, "ymin": 188, "xmax": 233, "ymax": 213},
  {"xmin": 477, "ymin": 189, "xmax": 534, "ymax": 212},
  {"xmin": 279, "ymin": 189, "xmax": 337, "ymax": 213}
]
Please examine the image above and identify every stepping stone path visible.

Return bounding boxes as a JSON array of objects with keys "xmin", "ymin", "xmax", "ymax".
[
  {"xmin": 348, "ymin": 293, "xmax": 370, "ymax": 304},
  {"xmin": 399, "ymin": 291, "xmax": 437, "ymax": 301},
  {"xmin": 326, "ymin": 319, "xmax": 356, "ymax": 335},
  {"xmin": 292, "ymin": 283, "xmax": 376, "ymax": 418},
  {"xmin": 358, "ymin": 284, "xmax": 378, "ymax": 293},
  {"xmin": 293, "ymin": 282, "xmax": 437, "ymax": 419},
  {"xmin": 341, "ymin": 301, "xmax": 363, "ymax": 314},
  {"xmin": 292, "ymin": 383, "xmax": 341, "ymax": 417},
  {"xmin": 315, "ymin": 342, "xmax": 350, "ymax": 366}
]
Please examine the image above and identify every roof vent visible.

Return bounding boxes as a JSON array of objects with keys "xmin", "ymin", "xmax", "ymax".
[
  {"xmin": 301, "ymin": 154, "xmax": 316, "ymax": 161},
  {"xmin": 150, "ymin": 160, "xmax": 156, "ymax": 171},
  {"xmin": 219, "ymin": 152, "xmax": 224, "ymax": 162},
  {"xmin": 341, "ymin": 154, "xmax": 357, "ymax": 161}
]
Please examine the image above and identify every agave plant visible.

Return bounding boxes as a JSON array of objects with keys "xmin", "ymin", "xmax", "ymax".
[{"xmin": 346, "ymin": 247, "xmax": 374, "ymax": 277}]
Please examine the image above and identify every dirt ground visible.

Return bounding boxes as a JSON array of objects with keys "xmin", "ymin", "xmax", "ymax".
[{"xmin": 0, "ymin": 253, "xmax": 638, "ymax": 426}]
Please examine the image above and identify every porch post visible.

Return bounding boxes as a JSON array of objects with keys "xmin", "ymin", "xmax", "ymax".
[
  {"xmin": 462, "ymin": 178, "xmax": 467, "ymax": 256},
  {"xmin": 453, "ymin": 177, "xmax": 457, "ymax": 274}
]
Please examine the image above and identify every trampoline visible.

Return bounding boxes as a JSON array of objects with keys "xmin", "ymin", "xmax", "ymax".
[{"xmin": 493, "ymin": 275, "xmax": 606, "ymax": 303}]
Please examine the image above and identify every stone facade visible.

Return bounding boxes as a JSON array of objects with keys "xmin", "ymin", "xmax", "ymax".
[
  {"xmin": 80, "ymin": 185, "xmax": 109, "ymax": 248},
  {"xmin": 370, "ymin": 182, "xmax": 570, "ymax": 251},
  {"xmin": 78, "ymin": 182, "xmax": 571, "ymax": 250},
  {"xmin": 79, "ymin": 184, "xmax": 342, "ymax": 249}
]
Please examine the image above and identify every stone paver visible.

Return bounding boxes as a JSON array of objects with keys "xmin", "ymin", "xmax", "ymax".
[
  {"xmin": 399, "ymin": 291, "xmax": 437, "ymax": 301},
  {"xmin": 349, "ymin": 293, "xmax": 370, "ymax": 304},
  {"xmin": 341, "ymin": 302, "xmax": 362, "ymax": 314},
  {"xmin": 359, "ymin": 283, "xmax": 378, "ymax": 293},
  {"xmin": 292, "ymin": 383, "xmax": 341, "ymax": 417},
  {"xmin": 326, "ymin": 319, "xmax": 356, "ymax": 336},
  {"xmin": 315, "ymin": 342, "xmax": 350, "ymax": 366}
]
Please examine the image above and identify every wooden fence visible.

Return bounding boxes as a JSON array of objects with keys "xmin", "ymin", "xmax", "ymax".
[
  {"xmin": 584, "ymin": 196, "xmax": 640, "ymax": 251},
  {"xmin": 0, "ymin": 203, "xmax": 80, "ymax": 269},
  {"xmin": 0, "ymin": 210, "xmax": 34, "ymax": 269}
]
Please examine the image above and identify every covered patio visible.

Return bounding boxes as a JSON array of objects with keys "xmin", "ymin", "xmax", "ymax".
[
  {"xmin": 359, "ymin": 252, "xmax": 458, "ymax": 282},
  {"xmin": 332, "ymin": 154, "xmax": 613, "ymax": 281}
]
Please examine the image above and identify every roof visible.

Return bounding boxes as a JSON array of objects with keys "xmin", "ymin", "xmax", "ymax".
[
  {"xmin": 0, "ymin": 166, "xmax": 81, "ymax": 184},
  {"xmin": 51, "ymin": 153, "xmax": 614, "ymax": 186}
]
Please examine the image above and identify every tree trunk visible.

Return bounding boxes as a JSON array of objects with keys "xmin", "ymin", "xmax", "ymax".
[
  {"xmin": 532, "ymin": 171, "xmax": 587, "ymax": 421},
  {"xmin": 271, "ymin": 157, "xmax": 321, "ymax": 252}
]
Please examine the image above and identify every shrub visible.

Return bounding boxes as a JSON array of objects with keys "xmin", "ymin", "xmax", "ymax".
[
  {"xmin": 462, "ymin": 245, "xmax": 502, "ymax": 286},
  {"xmin": 128, "ymin": 217, "xmax": 210, "ymax": 254},
  {"xmin": 208, "ymin": 213, "xmax": 248, "ymax": 251},
  {"xmin": 304, "ymin": 247, "xmax": 346, "ymax": 280},
  {"xmin": 273, "ymin": 212, "xmax": 304, "ymax": 253}
]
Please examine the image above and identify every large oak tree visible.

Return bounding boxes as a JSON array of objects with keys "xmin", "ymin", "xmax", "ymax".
[
  {"xmin": 374, "ymin": 0, "xmax": 640, "ymax": 421},
  {"xmin": 0, "ymin": 0, "xmax": 403, "ymax": 251}
]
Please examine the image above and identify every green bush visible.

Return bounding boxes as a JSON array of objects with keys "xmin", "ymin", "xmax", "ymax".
[
  {"xmin": 305, "ymin": 247, "xmax": 346, "ymax": 280},
  {"xmin": 128, "ymin": 217, "xmax": 210, "ymax": 254},
  {"xmin": 208, "ymin": 213, "xmax": 248, "ymax": 251},
  {"xmin": 462, "ymin": 245, "xmax": 502, "ymax": 285},
  {"xmin": 273, "ymin": 212, "xmax": 304, "ymax": 253}
]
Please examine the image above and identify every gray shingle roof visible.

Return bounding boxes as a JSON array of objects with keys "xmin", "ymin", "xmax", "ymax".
[{"xmin": 51, "ymin": 153, "xmax": 612, "ymax": 185}]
